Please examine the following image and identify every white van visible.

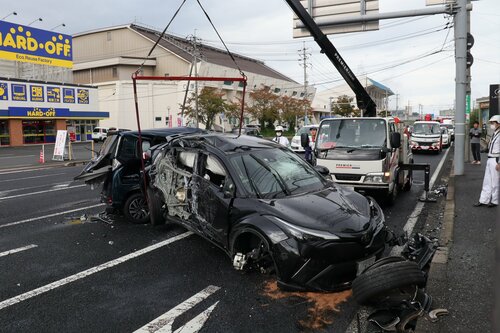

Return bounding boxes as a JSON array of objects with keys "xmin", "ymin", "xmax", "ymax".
[{"xmin": 91, "ymin": 127, "xmax": 109, "ymax": 142}]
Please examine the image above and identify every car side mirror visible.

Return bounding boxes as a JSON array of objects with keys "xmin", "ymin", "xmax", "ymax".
[
  {"xmin": 314, "ymin": 165, "xmax": 330, "ymax": 177},
  {"xmin": 300, "ymin": 133, "xmax": 310, "ymax": 148},
  {"xmin": 390, "ymin": 132, "xmax": 401, "ymax": 149},
  {"xmin": 223, "ymin": 182, "xmax": 235, "ymax": 198}
]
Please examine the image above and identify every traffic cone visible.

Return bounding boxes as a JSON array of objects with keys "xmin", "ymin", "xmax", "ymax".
[{"xmin": 39, "ymin": 146, "xmax": 45, "ymax": 164}]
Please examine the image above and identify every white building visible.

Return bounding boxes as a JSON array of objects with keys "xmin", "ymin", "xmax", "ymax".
[{"xmin": 72, "ymin": 24, "xmax": 314, "ymax": 131}]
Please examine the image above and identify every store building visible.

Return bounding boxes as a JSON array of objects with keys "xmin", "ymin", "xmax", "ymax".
[{"xmin": 0, "ymin": 77, "xmax": 108, "ymax": 146}]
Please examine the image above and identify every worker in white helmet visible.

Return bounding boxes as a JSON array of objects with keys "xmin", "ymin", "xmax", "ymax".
[
  {"xmin": 474, "ymin": 114, "xmax": 500, "ymax": 207},
  {"xmin": 273, "ymin": 125, "xmax": 290, "ymax": 147}
]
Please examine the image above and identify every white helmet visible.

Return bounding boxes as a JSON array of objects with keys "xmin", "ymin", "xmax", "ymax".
[
  {"xmin": 489, "ymin": 115, "xmax": 500, "ymax": 123},
  {"xmin": 275, "ymin": 125, "xmax": 284, "ymax": 132}
]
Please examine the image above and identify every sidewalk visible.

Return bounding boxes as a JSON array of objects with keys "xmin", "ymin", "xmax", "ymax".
[
  {"xmin": 0, "ymin": 141, "xmax": 98, "ymax": 170},
  {"xmin": 418, "ymin": 153, "xmax": 497, "ymax": 332}
]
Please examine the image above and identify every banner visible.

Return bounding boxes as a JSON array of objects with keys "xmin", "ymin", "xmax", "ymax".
[
  {"xmin": 53, "ymin": 130, "xmax": 67, "ymax": 161},
  {"xmin": 0, "ymin": 20, "xmax": 72, "ymax": 68}
]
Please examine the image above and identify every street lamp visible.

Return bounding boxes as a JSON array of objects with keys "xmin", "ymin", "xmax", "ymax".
[
  {"xmin": 27, "ymin": 17, "xmax": 42, "ymax": 26},
  {"xmin": 50, "ymin": 23, "xmax": 66, "ymax": 31},
  {"xmin": 1, "ymin": 11, "xmax": 17, "ymax": 21}
]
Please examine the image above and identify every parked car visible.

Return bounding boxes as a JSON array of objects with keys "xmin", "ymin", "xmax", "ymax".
[
  {"xmin": 440, "ymin": 123, "xmax": 454, "ymax": 141},
  {"xmin": 440, "ymin": 126, "xmax": 450, "ymax": 148},
  {"xmin": 91, "ymin": 127, "xmax": 109, "ymax": 142},
  {"xmin": 146, "ymin": 133, "xmax": 389, "ymax": 291},
  {"xmin": 230, "ymin": 127, "xmax": 262, "ymax": 137},
  {"xmin": 75, "ymin": 127, "xmax": 205, "ymax": 224},
  {"xmin": 290, "ymin": 124, "xmax": 319, "ymax": 152}
]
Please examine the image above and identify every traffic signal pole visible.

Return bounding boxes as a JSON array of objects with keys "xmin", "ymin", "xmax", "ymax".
[{"xmin": 454, "ymin": 0, "xmax": 468, "ymax": 176}]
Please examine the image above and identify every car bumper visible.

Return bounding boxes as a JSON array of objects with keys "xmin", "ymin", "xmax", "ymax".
[{"xmin": 272, "ymin": 225, "xmax": 388, "ymax": 292}]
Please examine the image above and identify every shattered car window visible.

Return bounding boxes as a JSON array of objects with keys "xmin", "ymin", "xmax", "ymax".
[
  {"xmin": 230, "ymin": 149, "xmax": 324, "ymax": 198},
  {"xmin": 202, "ymin": 155, "xmax": 227, "ymax": 187}
]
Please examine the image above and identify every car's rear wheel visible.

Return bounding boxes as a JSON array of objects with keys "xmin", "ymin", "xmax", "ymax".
[
  {"xmin": 147, "ymin": 188, "xmax": 165, "ymax": 226},
  {"xmin": 123, "ymin": 192, "xmax": 149, "ymax": 224}
]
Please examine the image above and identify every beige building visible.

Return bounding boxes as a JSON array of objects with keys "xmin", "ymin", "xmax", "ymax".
[{"xmin": 72, "ymin": 24, "xmax": 313, "ymax": 130}]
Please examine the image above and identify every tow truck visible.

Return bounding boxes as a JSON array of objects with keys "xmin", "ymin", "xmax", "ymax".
[{"xmin": 286, "ymin": 0, "xmax": 431, "ymax": 204}]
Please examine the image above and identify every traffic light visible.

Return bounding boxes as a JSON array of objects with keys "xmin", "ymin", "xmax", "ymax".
[{"xmin": 466, "ymin": 33, "xmax": 474, "ymax": 69}]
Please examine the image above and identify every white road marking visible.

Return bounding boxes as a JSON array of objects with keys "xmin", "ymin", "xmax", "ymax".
[
  {"xmin": 346, "ymin": 148, "xmax": 452, "ymax": 333},
  {"xmin": 174, "ymin": 301, "xmax": 219, "ymax": 333},
  {"xmin": 0, "ymin": 173, "xmax": 66, "ymax": 183},
  {"xmin": 0, "ymin": 166, "xmax": 59, "ymax": 175},
  {"xmin": 0, "ymin": 181, "xmax": 71, "ymax": 197},
  {"xmin": 0, "ymin": 155, "xmax": 37, "ymax": 159},
  {"xmin": 52, "ymin": 183, "xmax": 71, "ymax": 189},
  {"xmin": 0, "ymin": 203, "xmax": 104, "ymax": 229},
  {"xmin": 0, "ymin": 244, "xmax": 38, "ymax": 258},
  {"xmin": 0, "ymin": 231, "xmax": 193, "ymax": 311},
  {"xmin": 0, "ymin": 184, "xmax": 85, "ymax": 201},
  {"xmin": 134, "ymin": 285, "xmax": 220, "ymax": 333},
  {"xmin": 390, "ymin": 146, "xmax": 451, "ymax": 255}
]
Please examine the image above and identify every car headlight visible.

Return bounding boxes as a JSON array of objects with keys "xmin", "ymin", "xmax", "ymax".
[
  {"xmin": 364, "ymin": 172, "xmax": 390, "ymax": 184},
  {"xmin": 410, "ymin": 141, "xmax": 418, "ymax": 146},
  {"xmin": 265, "ymin": 215, "xmax": 340, "ymax": 240},
  {"xmin": 432, "ymin": 142, "xmax": 440, "ymax": 147}
]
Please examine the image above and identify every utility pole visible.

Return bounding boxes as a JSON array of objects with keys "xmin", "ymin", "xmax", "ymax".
[
  {"xmin": 298, "ymin": 42, "xmax": 310, "ymax": 125},
  {"xmin": 188, "ymin": 31, "xmax": 201, "ymax": 128},
  {"xmin": 454, "ymin": 0, "xmax": 467, "ymax": 176}
]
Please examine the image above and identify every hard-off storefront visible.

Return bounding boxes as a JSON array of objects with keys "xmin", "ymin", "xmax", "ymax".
[{"xmin": 0, "ymin": 78, "xmax": 108, "ymax": 146}]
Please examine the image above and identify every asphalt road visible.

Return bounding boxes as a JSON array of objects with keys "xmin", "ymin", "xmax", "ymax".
[{"xmin": 0, "ymin": 148, "xmax": 448, "ymax": 333}]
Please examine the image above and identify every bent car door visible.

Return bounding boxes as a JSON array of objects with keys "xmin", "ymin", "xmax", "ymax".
[{"xmin": 191, "ymin": 152, "xmax": 234, "ymax": 248}]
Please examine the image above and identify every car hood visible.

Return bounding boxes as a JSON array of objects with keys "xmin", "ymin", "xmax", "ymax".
[{"xmin": 264, "ymin": 186, "xmax": 374, "ymax": 236}]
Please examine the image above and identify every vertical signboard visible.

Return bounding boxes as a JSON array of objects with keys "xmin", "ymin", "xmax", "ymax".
[
  {"xmin": 53, "ymin": 130, "xmax": 68, "ymax": 161},
  {"xmin": 490, "ymin": 84, "xmax": 499, "ymax": 117}
]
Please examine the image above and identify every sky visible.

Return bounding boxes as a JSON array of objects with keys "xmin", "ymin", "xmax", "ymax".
[{"xmin": 1, "ymin": 0, "xmax": 499, "ymax": 115}]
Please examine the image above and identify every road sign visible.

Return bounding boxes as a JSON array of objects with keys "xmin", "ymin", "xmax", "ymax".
[
  {"xmin": 52, "ymin": 130, "xmax": 68, "ymax": 161},
  {"xmin": 293, "ymin": 0, "xmax": 379, "ymax": 38},
  {"xmin": 466, "ymin": 94, "xmax": 471, "ymax": 115}
]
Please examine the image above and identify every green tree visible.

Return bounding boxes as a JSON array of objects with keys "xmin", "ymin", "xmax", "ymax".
[
  {"xmin": 280, "ymin": 96, "xmax": 311, "ymax": 130},
  {"xmin": 332, "ymin": 95, "xmax": 360, "ymax": 117},
  {"xmin": 182, "ymin": 87, "xmax": 232, "ymax": 130},
  {"xmin": 247, "ymin": 85, "xmax": 280, "ymax": 129},
  {"xmin": 469, "ymin": 108, "xmax": 480, "ymax": 128}
]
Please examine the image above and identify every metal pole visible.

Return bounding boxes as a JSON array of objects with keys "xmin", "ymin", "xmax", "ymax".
[{"xmin": 454, "ymin": 0, "xmax": 467, "ymax": 176}]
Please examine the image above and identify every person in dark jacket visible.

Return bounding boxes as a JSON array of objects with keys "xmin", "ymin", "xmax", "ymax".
[{"xmin": 469, "ymin": 121, "xmax": 482, "ymax": 164}]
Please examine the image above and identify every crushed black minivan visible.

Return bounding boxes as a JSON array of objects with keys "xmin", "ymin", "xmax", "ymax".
[
  {"xmin": 145, "ymin": 133, "xmax": 389, "ymax": 291},
  {"xmin": 75, "ymin": 127, "xmax": 204, "ymax": 223}
]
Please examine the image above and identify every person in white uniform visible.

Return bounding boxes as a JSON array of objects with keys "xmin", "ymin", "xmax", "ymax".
[
  {"xmin": 272, "ymin": 125, "xmax": 290, "ymax": 147},
  {"xmin": 474, "ymin": 115, "xmax": 500, "ymax": 207}
]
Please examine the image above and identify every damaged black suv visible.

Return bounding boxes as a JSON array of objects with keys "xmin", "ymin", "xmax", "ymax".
[{"xmin": 146, "ymin": 133, "xmax": 388, "ymax": 292}]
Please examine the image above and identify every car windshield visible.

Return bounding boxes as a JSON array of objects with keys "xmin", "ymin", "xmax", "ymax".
[
  {"xmin": 295, "ymin": 126, "xmax": 316, "ymax": 136},
  {"xmin": 413, "ymin": 123, "xmax": 441, "ymax": 135},
  {"xmin": 316, "ymin": 119, "xmax": 387, "ymax": 149},
  {"xmin": 442, "ymin": 124, "xmax": 453, "ymax": 129},
  {"xmin": 229, "ymin": 148, "xmax": 325, "ymax": 198}
]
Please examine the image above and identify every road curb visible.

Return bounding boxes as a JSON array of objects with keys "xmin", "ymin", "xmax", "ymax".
[{"xmin": 415, "ymin": 160, "xmax": 455, "ymax": 332}]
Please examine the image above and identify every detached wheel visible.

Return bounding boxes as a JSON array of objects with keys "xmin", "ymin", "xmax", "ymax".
[
  {"xmin": 352, "ymin": 261, "xmax": 425, "ymax": 306},
  {"xmin": 147, "ymin": 188, "xmax": 165, "ymax": 226},
  {"xmin": 123, "ymin": 192, "xmax": 149, "ymax": 224}
]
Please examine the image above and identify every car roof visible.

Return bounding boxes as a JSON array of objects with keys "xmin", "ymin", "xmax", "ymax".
[
  {"xmin": 175, "ymin": 133, "xmax": 281, "ymax": 154},
  {"xmin": 121, "ymin": 127, "xmax": 205, "ymax": 139}
]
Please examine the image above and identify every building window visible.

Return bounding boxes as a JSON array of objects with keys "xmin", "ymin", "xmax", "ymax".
[
  {"xmin": 0, "ymin": 120, "xmax": 9, "ymax": 146},
  {"xmin": 274, "ymin": 88, "xmax": 281, "ymax": 93},
  {"xmin": 223, "ymin": 81, "xmax": 233, "ymax": 86},
  {"xmin": 112, "ymin": 67, "xmax": 118, "ymax": 78},
  {"xmin": 300, "ymin": 92, "xmax": 305, "ymax": 97},
  {"xmin": 155, "ymin": 117, "xmax": 162, "ymax": 121},
  {"xmin": 292, "ymin": 91, "xmax": 297, "ymax": 96},
  {"xmin": 238, "ymin": 81, "xmax": 245, "ymax": 88},
  {"xmin": 107, "ymin": 31, "xmax": 112, "ymax": 41}
]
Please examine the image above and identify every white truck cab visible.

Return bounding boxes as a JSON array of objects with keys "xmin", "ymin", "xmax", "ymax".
[
  {"xmin": 313, "ymin": 117, "xmax": 413, "ymax": 204},
  {"xmin": 410, "ymin": 121, "xmax": 443, "ymax": 153}
]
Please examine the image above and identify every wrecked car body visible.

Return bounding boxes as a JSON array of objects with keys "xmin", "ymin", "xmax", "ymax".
[{"xmin": 147, "ymin": 133, "xmax": 390, "ymax": 291}]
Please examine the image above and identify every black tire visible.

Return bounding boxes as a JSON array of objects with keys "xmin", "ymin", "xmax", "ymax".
[
  {"xmin": 147, "ymin": 188, "xmax": 165, "ymax": 226},
  {"xmin": 123, "ymin": 192, "xmax": 149, "ymax": 224},
  {"xmin": 362, "ymin": 256, "xmax": 407, "ymax": 274},
  {"xmin": 352, "ymin": 261, "xmax": 425, "ymax": 305}
]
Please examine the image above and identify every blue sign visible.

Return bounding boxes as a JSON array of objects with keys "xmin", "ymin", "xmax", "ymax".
[
  {"xmin": 77, "ymin": 89, "xmax": 89, "ymax": 104},
  {"xmin": 30, "ymin": 85, "xmax": 44, "ymax": 102},
  {"xmin": 0, "ymin": 82, "xmax": 7, "ymax": 100},
  {"xmin": 7, "ymin": 107, "xmax": 109, "ymax": 118},
  {"xmin": 47, "ymin": 86, "xmax": 61, "ymax": 103},
  {"xmin": 0, "ymin": 20, "xmax": 72, "ymax": 68},
  {"xmin": 63, "ymin": 88, "xmax": 75, "ymax": 103},
  {"xmin": 11, "ymin": 84, "xmax": 27, "ymax": 101}
]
